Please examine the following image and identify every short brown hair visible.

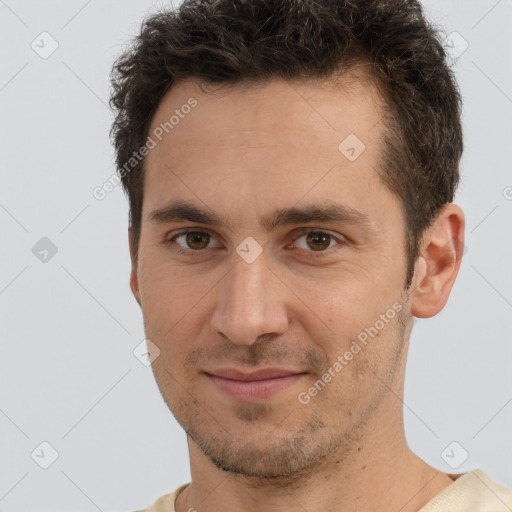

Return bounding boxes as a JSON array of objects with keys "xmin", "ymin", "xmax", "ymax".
[{"xmin": 109, "ymin": 0, "xmax": 463, "ymax": 288}]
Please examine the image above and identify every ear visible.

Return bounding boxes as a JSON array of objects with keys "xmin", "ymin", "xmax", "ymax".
[
  {"xmin": 128, "ymin": 229, "xmax": 142, "ymax": 307},
  {"xmin": 410, "ymin": 203, "xmax": 465, "ymax": 318}
]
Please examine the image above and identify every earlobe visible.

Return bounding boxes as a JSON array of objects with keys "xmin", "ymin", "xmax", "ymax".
[
  {"xmin": 128, "ymin": 230, "xmax": 142, "ymax": 307},
  {"xmin": 410, "ymin": 204, "xmax": 465, "ymax": 318},
  {"xmin": 130, "ymin": 267, "xmax": 142, "ymax": 307}
]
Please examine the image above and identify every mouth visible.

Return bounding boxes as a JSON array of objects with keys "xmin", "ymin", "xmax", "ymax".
[{"xmin": 204, "ymin": 368, "xmax": 308, "ymax": 401}]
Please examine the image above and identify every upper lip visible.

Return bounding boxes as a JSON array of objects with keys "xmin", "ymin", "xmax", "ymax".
[{"xmin": 205, "ymin": 368, "xmax": 305, "ymax": 381}]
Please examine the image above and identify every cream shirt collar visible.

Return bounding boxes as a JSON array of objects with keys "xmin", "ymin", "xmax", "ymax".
[{"xmin": 139, "ymin": 469, "xmax": 512, "ymax": 512}]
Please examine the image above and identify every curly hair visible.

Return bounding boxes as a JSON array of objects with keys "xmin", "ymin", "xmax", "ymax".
[{"xmin": 110, "ymin": 0, "xmax": 463, "ymax": 288}]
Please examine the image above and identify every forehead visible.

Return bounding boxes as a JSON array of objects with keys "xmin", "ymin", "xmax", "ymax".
[
  {"xmin": 147, "ymin": 72, "xmax": 384, "ymax": 154},
  {"xmin": 142, "ymin": 73, "xmax": 393, "ymax": 226}
]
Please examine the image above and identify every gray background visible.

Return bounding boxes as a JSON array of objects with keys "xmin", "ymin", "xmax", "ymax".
[{"xmin": 1, "ymin": 0, "xmax": 511, "ymax": 510}]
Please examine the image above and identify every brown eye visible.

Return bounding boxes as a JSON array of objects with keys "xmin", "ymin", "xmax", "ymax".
[
  {"xmin": 170, "ymin": 231, "xmax": 219, "ymax": 252},
  {"xmin": 183, "ymin": 232, "xmax": 210, "ymax": 250},
  {"xmin": 291, "ymin": 229, "xmax": 345, "ymax": 257},
  {"xmin": 305, "ymin": 232, "xmax": 332, "ymax": 251}
]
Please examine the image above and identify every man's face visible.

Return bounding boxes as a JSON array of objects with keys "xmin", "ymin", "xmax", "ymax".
[{"xmin": 133, "ymin": 75, "xmax": 414, "ymax": 478}]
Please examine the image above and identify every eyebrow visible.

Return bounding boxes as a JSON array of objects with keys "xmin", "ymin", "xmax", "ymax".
[{"xmin": 148, "ymin": 200, "xmax": 374, "ymax": 233}]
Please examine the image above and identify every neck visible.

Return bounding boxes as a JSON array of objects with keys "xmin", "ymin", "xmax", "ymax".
[{"xmin": 175, "ymin": 390, "xmax": 455, "ymax": 512}]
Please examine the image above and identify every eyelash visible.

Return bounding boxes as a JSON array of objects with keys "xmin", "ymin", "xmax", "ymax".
[{"xmin": 166, "ymin": 229, "xmax": 346, "ymax": 259}]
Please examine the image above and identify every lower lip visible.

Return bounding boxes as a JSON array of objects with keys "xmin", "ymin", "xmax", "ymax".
[{"xmin": 206, "ymin": 373, "xmax": 306, "ymax": 401}]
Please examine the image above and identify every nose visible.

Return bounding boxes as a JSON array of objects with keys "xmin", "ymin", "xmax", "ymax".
[{"xmin": 210, "ymin": 254, "xmax": 289, "ymax": 346}]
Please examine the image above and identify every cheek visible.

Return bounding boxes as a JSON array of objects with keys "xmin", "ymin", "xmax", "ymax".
[
  {"xmin": 137, "ymin": 258, "xmax": 217, "ymax": 345},
  {"xmin": 291, "ymin": 272, "xmax": 403, "ymax": 369},
  {"xmin": 138, "ymin": 252, "xmax": 195, "ymax": 309},
  {"xmin": 292, "ymin": 276, "xmax": 383, "ymax": 332}
]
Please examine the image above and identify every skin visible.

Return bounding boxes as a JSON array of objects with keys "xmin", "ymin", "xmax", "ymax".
[{"xmin": 129, "ymin": 73, "xmax": 465, "ymax": 512}]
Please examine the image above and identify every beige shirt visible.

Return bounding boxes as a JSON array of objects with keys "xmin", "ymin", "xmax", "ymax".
[{"xmin": 136, "ymin": 469, "xmax": 512, "ymax": 512}]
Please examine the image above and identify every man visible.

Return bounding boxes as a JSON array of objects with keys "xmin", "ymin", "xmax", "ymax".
[{"xmin": 109, "ymin": 0, "xmax": 512, "ymax": 510}]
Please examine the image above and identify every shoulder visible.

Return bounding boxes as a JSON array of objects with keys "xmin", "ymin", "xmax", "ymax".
[
  {"xmin": 133, "ymin": 483, "xmax": 190, "ymax": 512},
  {"xmin": 420, "ymin": 469, "xmax": 512, "ymax": 511}
]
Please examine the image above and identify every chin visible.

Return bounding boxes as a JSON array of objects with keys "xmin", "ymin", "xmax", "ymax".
[
  {"xmin": 185, "ymin": 415, "xmax": 347, "ymax": 479},
  {"xmin": 194, "ymin": 433, "xmax": 313, "ymax": 477}
]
